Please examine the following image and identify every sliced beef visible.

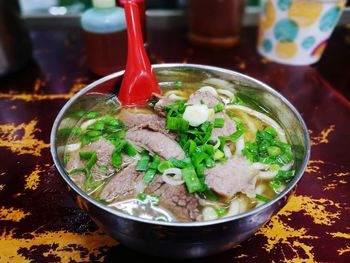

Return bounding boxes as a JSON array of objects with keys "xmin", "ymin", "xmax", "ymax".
[
  {"xmin": 187, "ymin": 90, "xmax": 220, "ymax": 108},
  {"xmin": 146, "ymin": 176, "xmax": 201, "ymax": 221},
  {"xmin": 126, "ymin": 129, "xmax": 185, "ymax": 160},
  {"xmin": 66, "ymin": 138, "xmax": 115, "ymax": 185},
  {"xmin": 211, "ymin": 112, "xmax": 236, "ymax": 137},
  {"xmin": 154, "ymin": 98, "xmax": 173, "ymax": 117},
  {"xmin": 65, "ymin": 138, "xmax": 133, "ymax": 187},
  {"xmin": 99, "ymin": 163, "xmax": 141, "ymax": 202},
  {"xmin": 205, "ymin": 155, "xmax": 257, "ymax": 199},
  {"xmin": 119, "ymin": 110, "xmax": 166, "ymax": 132},
  {"xmin": 119, "ymin": 110, "xmax": 176, "ymax": 139},
  {"xmin": 100, "ymin": 166, "xmax": 201, "ymax": 221}
]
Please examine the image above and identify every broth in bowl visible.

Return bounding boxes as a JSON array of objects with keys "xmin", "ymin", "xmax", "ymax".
[{"xmin": 59, "ymin": 73, "xmax": 295, "ymax": 222}]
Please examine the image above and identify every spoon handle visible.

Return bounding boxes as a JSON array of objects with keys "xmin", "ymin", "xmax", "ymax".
[{"xmin": 118, "ymin": 1, "xmax": 160, "ymax": 106}]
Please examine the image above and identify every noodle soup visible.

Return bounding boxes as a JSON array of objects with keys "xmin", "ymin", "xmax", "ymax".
[{"xmin": 59, "ymin": 72, "xmax": 296, "ymax": 222}]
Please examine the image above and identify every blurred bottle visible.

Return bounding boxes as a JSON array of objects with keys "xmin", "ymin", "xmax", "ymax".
[
  {"xmin": 0, "ymin": 0, "xmax": 32, "ymax": 77},
  {"xmin": 188, "ymin": 0, "xmax": 245, "ymax": 48},
  {"xmin": 117, "ymin": 0, "xmax": 147, "ymax": 43},
  {"xmin": 81, "ymin": 0, "xmax": 127, "ymax": 76}
]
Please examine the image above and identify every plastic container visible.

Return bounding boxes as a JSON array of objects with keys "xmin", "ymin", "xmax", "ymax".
[
  {"xmin": 257, "ymin": 0, "xmax": 347, "ymax": 65},
  {"xmin": 81, "ymin": 0, "xmax": 127, "ymax": 76}
]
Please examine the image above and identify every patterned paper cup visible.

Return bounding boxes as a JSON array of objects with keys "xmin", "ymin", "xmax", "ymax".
[{"xmin": 258, "ymin": 0, "xmax": 346, "ymax": 65}]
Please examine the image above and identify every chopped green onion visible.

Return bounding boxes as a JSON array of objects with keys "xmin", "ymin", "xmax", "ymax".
[
  {"xmin": 192, "ymin": 152, "xmax": 209, "ymax": 167},
  {"xmin": 87, "ymin": 121, "xmax": 104, "ymax": 131},
  {"xmin": 205, "ymin": 158, "xmax": 215, "ymax": 168},
  {"xmin": 174, "ymin": 81, "xmax": 183, "ymax": 88},
  {"xmin": 202, "ymin": 144, "xmax": 215, "ymax": 157},
  {"xmin": 264, "ymin": 126, "xmax": 278, "ymax": 137},
  {"xmin": 86, "ymin": 152, "xmax": 97, "ymax": 170},
  {"xmin": 157, "ymin": 161, "xmax": 173, "ymax": 173},
  {"xmin": 222, "ymin": 117, "xmax": 245, "ymax": 142},
  {"xmin": 168, "ymin": 157, "xmax": 192, "ymax": 168},
  {"xmin": 123, "ymin": 141, "xmax": 137, "ymax": 157},
  {"xmin": 63, "ymin": 155, "xmax": 70, "ymax": 166},
  {"xmin": 166, "ymin": 117, "xmax": 189, "ymax": 132},
  {"xmin": 111, "ymin": 151, "xmax": 122, "ymax": 168},
  {"xmin": 216, "ymin": 207, "xmax": 227, "ymax": 216},
  {"xmin": 86, "ymin": 130, "xmax": 102, "ymax": 138},
  {"xmin": 242, "ymin": 126, "xmax": 293, "ymax": 167},
  {"xmin": 269, "ymin": 180, "xmax": 282, "ymax": 191},
  {"xmin": 183, "ymin": 139, "xmax": 197, "ymax": 155},
  {"xmin": 137, "ymin": 194, "xmax": 160, "ymax": 205},
  {"xmin": 79, "ymin": 151, "xmax": 94, "ymax": 161},
  {"xmin": 85, "ymin": 111, "xmax": 99, "ymax": 119},
  {"xmin": 214, "ymin": 118, "xmax": 225, "ymax": 128},
  {"xmin": 269, "ymin": 170, "xmax": 295, "ymax": 193},
  {"xmin": 85, "ymin": 170, "xmax": 93, "ymax": 188},
  {"xmin": 74, "ymin": 151, "xmax": 99, "ymax": 190},
  {"xmin": 149, "ymin": 155, "xmax": 161, "ymax": 170},
  {"xmin": 111, "ymin": 140, "xmax": 127, "ymax": 153},
  {"xmin": 255, "ymin": 194, "xmax": 270, "ymax": 202},
  {"xmin": 203, "ymin": 189, "xmax": 218, "ymax": 201},
  {"xmin": 142, "ymin": 168, "xmax": 157, "ymax": 184},
  {"xmin": 137, "ymin": 193, "xmax": 147, "ymax": 201},
  {"xmin": 104, "ymin": 130, "xmax": 126, "ymax": 141},
  {"xmin": 270, "ymin": 164, "xmax": 280, "ymax": 171},
  {"xmin": 163, "ymin": 101, "xmax": 187, "ymax": 117},
  {"xmin": 85, "ymin": 179, "xmax": 103, "ymax": 191},
  {"xmin": 213, "ymin": 103, "xmax": 225, "ymax": 112},
  {"xmin": 195, "ymin": 164, "xmax": 205, "ymax": 178},
  {"xmin": 213, "ymin": 149, "xmax": 224, "ymax": 160},
  {"xmin": 267, "ymin": 146, "xmax": 281, "ymax": 156},
  {"xmin": 182, "ymin": 167, "xmax": 203, "ymax": 193},
  {"xmin": 136, "ymin": 150, "xmax": 150, "ymax": 171},
  {"xmin": 96, "ymin": 197, "xmax": 109, "ymax": 205}
]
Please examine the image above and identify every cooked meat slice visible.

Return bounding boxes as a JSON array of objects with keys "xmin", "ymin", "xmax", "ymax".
[
  {"xmin": 65, "ymin": 138, "xmax": 133, "ymax": 186},
  {"xmin": 99, "ymin": 163, "xmax": 141, "ymax": 202},
  {"xmin": 118, "ymin": 110, "xmax": 175, "ymax": 139},
  {"xmin": 187, "ymin": 90, "xmax": 221, "ymax": 108},
  {"xmin": 211, "ymin": 112, "xmax": 236, "ymax": 137},
  {"xmin": 146, "ymin": 176, "xmax": 202, "ymax": 221},
  {"xmin": 99, "ymin": 164, "xmax": 201, "ymax": 221},
  {"xmin": 126, "ymin": 129, "xmax": 185, "ymax": 160},
  {"xmin": 66, "ymin": 138, "xmax": 115, "ymax": 181},
  {"xmin": 154, "ymin": 98, "xmax": 173, "ymax": 117},
  {"xmin": 65, "ymin": 151, "xmax": 86, "ymax": 187},
  {"xmin": 205, "ymin": 155, "xmax": 257, "ymax": 199}
]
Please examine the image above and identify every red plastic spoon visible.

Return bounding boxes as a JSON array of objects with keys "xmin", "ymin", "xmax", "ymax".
[{"xmin": 118, "ymin": 1, "xmax": 160, "ymax": 106}]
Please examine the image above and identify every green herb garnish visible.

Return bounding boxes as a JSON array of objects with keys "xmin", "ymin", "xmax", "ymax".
[
  {"xmin": 242, "ymin": 127, "xmax": 293, "ymax": 166},
  {"xmin": 255, "ymin": 194, "xmax": 270, "ymax": 202},
  {"xmin": 136, "ymin": 150, "xmax": 150, "ymax": 171},
  {"xmin": 213, "ymin": 103, "xmax": 225, "ymax": 113},
  {"xmin": 137, "ymin": 193, "xmax": 160, "ymax": 205},
  {"xmin": 214, "ymin": 118, "xmax": 225, "ymax": 128},
  {"xmin": 182, "ymin": 167, "xmax": 203, "ymax": 193}
]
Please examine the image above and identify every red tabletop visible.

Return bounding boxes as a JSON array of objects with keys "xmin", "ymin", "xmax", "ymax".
[{"xmin": 0, "ymin": 24, "xmax": 349, "ymax": 262}]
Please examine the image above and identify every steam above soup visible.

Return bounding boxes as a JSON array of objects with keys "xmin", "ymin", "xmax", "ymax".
[{"xmin": 59, "ymin": 76, "xmax": 295, "ymax": 222}]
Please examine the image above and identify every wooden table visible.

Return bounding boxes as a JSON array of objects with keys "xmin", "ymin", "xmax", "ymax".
[{"xmin": 0, "ymin": 24, "xmax": 349, "ymax": 262}]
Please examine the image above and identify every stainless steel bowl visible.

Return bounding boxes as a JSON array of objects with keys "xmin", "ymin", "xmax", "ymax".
[{"xmin": 51, "ymin": 64, "xmax": 310, "ymax": 258}]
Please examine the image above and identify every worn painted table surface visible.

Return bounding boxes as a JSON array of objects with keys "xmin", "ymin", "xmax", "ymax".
[{"xmin": 0, "ymin": 24, "xmax": 349, "ymax": 263}]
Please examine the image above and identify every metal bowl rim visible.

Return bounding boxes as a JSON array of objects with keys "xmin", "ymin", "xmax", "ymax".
[{"xmin": 50, "ymin": 63, "xmax": 311, "ymax": 227}]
